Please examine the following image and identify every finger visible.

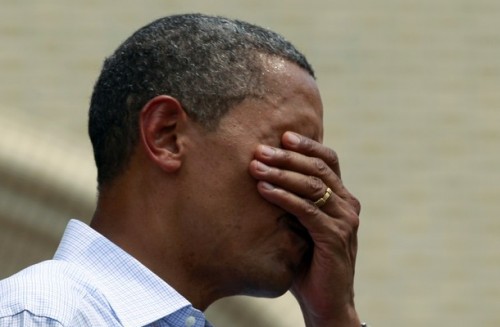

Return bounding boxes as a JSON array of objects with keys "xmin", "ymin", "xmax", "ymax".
[
  {"xmin": 256, "ymin": 181, "xmax": 359, "ymax": 236},
  {"xmin": 250, "ymin": 159, "xmax": 360, "ymax": 215},
  {"xmin": 249, "ymin": 159, "xmax": 342, "ymax": 202},
  {"xmin": 251, "ymin": 159, "xmax": 360, "ymax": 215},
  {"xmin": 253, "ymin": 145, "xmax": 354, "ymax": 205},
  {"xmin": 281, "ymin": 131, "xmax": 341, "ymax": 179},
  {"xmin": 255, "ymin": 145, "xmax": 333, "ymax": 182}
]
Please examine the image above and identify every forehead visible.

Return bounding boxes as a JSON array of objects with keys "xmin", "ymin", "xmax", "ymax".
[
  {"xmin": 257, "ymin": 57, "xmax": 323, "ymax": 141},
  {"xmin": 214, "ymin": 58, "xmax": 323, "ymax": 146}
]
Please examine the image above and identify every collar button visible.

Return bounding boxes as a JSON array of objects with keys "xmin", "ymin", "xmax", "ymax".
[{"xmin": 185, "ymin": 315, "xmax": 196, "ymax": 327}]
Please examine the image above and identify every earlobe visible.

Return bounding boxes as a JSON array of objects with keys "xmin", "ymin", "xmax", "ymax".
[{"xmin": 139, "ymin": 95, "xmax": 186, "ymax": 173}]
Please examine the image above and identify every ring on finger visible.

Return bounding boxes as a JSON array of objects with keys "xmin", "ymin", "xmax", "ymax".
[{"xmin": 314, "ymin": 187, "xmax": 332, "ymax": 208}]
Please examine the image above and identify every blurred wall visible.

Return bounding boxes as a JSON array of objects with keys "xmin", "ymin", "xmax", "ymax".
[{"xmin": 1, "ymin": 1, "xmax": 499, "ymax": 326}]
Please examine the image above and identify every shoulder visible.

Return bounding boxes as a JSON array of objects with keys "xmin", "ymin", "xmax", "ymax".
[{"xmin": 0, "ymin": 260, "xmax": 117, "ymax": 326}]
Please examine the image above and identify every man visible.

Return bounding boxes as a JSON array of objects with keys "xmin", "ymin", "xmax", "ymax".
[{"xmin": 0, "ymin": 14, "xmax": 363, "ymax": 326}]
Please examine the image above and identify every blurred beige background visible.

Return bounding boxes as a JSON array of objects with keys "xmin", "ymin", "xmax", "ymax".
[{"xmin": 1, "ymin": 1, "xmax": 499, "ymax": 326}]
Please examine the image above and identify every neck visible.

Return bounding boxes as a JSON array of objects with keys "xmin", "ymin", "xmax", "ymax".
[{"xmin": 90, "ymin": 176, "xmax": 223, "ymax": 311}]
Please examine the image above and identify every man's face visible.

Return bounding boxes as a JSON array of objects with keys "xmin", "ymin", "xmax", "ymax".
[{"xmin": 177, "ymin": 57, "xmax": 323, "ymax": 298}]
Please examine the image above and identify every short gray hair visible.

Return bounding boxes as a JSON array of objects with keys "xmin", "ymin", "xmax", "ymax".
[{"xmin": 88, "ymin": 13, "xmax": 315, "ymax": 187}]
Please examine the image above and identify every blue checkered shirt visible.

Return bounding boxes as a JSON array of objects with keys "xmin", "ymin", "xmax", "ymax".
[{"xmin": 0, "ymin": 219, "xmax": 213, "ymax": 327}]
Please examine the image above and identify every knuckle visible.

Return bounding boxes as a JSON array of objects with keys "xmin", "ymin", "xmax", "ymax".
[
  {"xmin": 301, "ymin": 137, "xmax": 315, "ymax": 152},
  {"xmin": 307, "ymin": 176, "xmax": 324, "ymax": 195},
  {"xmin": 313, "ymin": 157, "xmax": 329, "ymax": 177},
  {"xmin": 350, "ymin": 196, "xmax": 362, "ymax": 215},
  {"xmin": 339, "ymin": 206, "xmax": 360, "ymax": 232},
  {"xmin": 279, "ymin": 148, "xmax": 292, "ymax": 162},
  {"xmin": 274, "ymin": 167, "xmax": 285, "ymax": 180},
  {"xmin": 348, "ymin": 211, "xmax": 360, "ymax": 230},
  {"xmin": 323, "ymin": 147, "xmax": 339, "ymax": 167},
  {"xmin": 304, "ymin": 203, "xmax": 321, "ymax": 217},
  {"xmin": 339, "ymin": 186, "xmax": 361, "ymax": 214}
]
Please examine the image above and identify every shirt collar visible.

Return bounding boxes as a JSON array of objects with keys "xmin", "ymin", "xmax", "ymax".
[{"xmin": 54, "ymin": 219, "xmax": 200, "ymax": 326}]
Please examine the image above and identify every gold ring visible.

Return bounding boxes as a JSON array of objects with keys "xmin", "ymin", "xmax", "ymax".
[{"xmin": 314, "ymin": 187, "xmax": 332, "ymax": 208}]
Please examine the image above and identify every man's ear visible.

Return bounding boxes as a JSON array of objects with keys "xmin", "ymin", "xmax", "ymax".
[{"xmin": 139, "ymin": 95, "xmax": 187, "ymax": 173}]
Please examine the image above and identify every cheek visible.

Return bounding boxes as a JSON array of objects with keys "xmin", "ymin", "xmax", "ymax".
[
  {"xmin": 193, "ymin": 155, "xmax": 257, "ymax": 220},
  {"xmin": 208, "ymin": 169, "xmax": 272, "ymax": 241},
  {"xmin": 189, "ymin": 136, "xmax": 273, "ymax": 228}
]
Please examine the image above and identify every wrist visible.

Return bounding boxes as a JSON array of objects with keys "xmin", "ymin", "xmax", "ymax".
[{"xmin": 301, "ymin": 304, "xmax": 361, "ymax": 327}]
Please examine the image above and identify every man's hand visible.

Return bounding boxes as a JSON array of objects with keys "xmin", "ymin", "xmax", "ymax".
[{"xmin": 249, "ymin": 131, "xmax": 361, "ymax": 327}]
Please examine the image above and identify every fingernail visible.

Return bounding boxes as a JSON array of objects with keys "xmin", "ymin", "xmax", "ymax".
[
  {"xmin": 260, "ymin": 145, "xmax": 275, "ymax": 157},
  {"xmin": 256, "ymin": 161, "xmax": 270, "ymax": 172},
  {"xmin": 285, "ymin": 132, "xmax": 300, "ymax": 145},
  {"xmin": 260, "ymin": 181, "xmax": 274, "ymax": 190}
]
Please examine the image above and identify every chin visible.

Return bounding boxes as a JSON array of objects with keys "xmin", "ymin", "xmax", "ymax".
[
  {"xmin": 243, "ymin": 280, "xmax": 292, "ymax": 298},
  {"xmin": 239, "ymin": 261, "xmax": 297, "ymax": 298}
]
